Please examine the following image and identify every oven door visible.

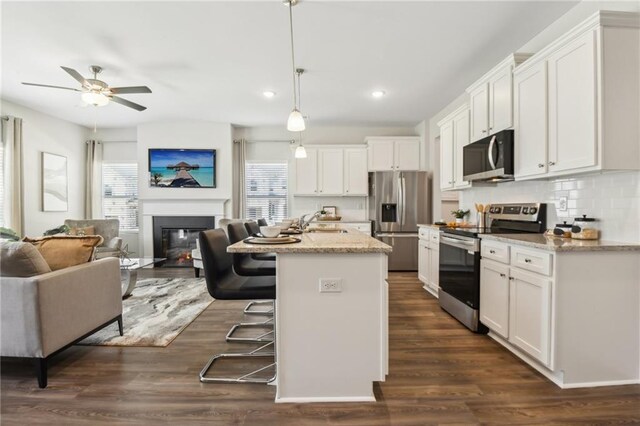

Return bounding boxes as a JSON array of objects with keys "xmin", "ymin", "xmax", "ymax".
[{"xmin": 438, "ymin": 234, "xmax": 481, "ymax": 309}]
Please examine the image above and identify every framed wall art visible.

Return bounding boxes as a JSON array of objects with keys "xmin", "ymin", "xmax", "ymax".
[{"xmin": 42, "ymin": 152, "xmax": 68, "ymax": 211}]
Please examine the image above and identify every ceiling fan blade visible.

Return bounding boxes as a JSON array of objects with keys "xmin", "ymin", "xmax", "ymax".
[
  {"xmin": 110, "ymin": 96, "xmax": 147, "ymax": 111},
  {"xmin": 61, "ymin": 66, "xmax": 89, "ymax": 88},
  {"xmin": 22, "ymin": 82, "xmax": 80, "ymax": 91},
  {"xmin": 109, "ymin": 86, "xmax": 152, "ymax": 94}
]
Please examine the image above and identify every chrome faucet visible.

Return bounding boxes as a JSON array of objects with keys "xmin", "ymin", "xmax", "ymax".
[{"xmin": 299, "ymin": 210, "xmax": 323, "ymax": 230}]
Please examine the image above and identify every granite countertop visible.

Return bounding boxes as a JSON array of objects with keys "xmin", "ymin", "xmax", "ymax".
[
  {"xmin": 480, "ymin": 234, "xmax": 640, "ymax": 252},
  {"xmin": 417, "ymin": 224, "xmax": 446, "ymax": 229},
  {"xmin": 228, "ymin": 228, "xmax": 392, "ymax": 254},
  {"xmin": 310, "ymin": 220, "xmax": 373, "ymax": 224}
]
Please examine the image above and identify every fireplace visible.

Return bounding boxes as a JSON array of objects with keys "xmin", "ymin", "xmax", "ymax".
[{"xmin": 153, "ymin": 216, "xmax": 215, "ymax": 267}]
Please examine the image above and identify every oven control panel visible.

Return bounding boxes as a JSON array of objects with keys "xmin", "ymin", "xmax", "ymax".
[{"xmin": 488, "ymin": 203, "xmax": 544, "ymax": 222}]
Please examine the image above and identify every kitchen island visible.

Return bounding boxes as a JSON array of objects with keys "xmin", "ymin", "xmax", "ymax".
[{"xmin": 228, "ymin": 229, "xmax": 391, "ymax": 403}]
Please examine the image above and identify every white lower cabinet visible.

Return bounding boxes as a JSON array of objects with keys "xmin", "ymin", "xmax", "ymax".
[
  {"xmin": 508, "ymin": 268, "xmax": 552, "ymax": 366},
  {"xmin": 479, "ymin": 259, "xmax": 510, "ymax": 339},
  {"xmin": 418, "ymin": 228, "xmax": 440, "ymax": 297},
  {"xmin": 480, "ymin": 243, "xmax": 553, "ymax": 367}
]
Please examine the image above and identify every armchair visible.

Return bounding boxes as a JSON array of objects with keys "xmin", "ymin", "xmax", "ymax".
[{"xmin": 64, "ymin": 219, "xmax": 123, "ymax": 258}]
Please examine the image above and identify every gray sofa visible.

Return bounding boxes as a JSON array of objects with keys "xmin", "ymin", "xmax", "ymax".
[
  {"xmin": 64, "ymin": 219, "xmax": 123, "ymax": 258},
  {"xmin": 0, "ymin": 243, "xmax": 123, "ymax": 388}
]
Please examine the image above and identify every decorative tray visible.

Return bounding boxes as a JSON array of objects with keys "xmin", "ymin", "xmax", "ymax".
[{"xmin": 244, "ymin": 236, "xmax": 301, "ymax": 245}]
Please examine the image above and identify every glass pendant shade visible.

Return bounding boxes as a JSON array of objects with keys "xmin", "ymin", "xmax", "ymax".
[
  {"xmin": 294, "ymin": 145, "xmax": 307, "ymax": 158},
  {"xmin": 287, "ymin": 108, "xmax": 306, "ymax": 131},
  {"xmin": 82, "ymin": 91, "xmax": 109, "ymax": 106}
]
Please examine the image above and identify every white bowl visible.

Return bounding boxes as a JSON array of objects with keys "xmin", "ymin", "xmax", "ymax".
[
  {"xmin": 260, "ymin": 226, "xmax": 281, "ymax": 238},
  {"xmin": 277, "ymin": 220, "xmax": 293, "ymax": 230}
]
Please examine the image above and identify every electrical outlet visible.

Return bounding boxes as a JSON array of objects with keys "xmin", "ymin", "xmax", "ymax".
[
  {"xmin": 558, "ymin": 196, "xmax": 568, "ymax": 212},
  {"xmin": 319, "ymin": 278, "xmax": 343, "ymax": 293}
]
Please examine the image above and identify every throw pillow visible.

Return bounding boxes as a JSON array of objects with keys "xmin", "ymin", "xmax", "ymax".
[
  {"xmin": 23, "ymin": 235, "xmax": 104, "ymax": 271},
  {"xmin": 68, "ymin": 225, "xmax": 96, "ymax": 237},
  {"xmin": 0, "ymin": 240, "xmax": 52, "ymax": 277}
]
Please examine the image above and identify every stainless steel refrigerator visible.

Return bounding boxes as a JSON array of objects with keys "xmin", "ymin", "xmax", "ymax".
[{"xmin": 369, "ymin": 171, "xmax": 431, "ymax": 271}]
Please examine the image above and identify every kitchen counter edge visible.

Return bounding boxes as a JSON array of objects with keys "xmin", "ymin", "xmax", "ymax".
[{"xmin": 480, "ymin": 234, "xmax": 640, "ymax": 252}]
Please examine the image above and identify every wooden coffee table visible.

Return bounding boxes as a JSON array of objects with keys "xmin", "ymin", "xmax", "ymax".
[{"xmin": 119, "ymin": 257, "xmax": 166, "ymax": 298}]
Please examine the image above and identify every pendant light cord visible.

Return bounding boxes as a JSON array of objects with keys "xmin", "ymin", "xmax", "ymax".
[{"xmin": 288, "ymin": 1, "xmax": 298, "ymax": 109}]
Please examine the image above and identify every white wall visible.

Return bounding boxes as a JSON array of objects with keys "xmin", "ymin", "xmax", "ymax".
[
  {"xmin": 1, "ymin": 99, "xmax": 89, "ymax": 236},
  {"xmin": 235, "ymin": 125, "xmax": 417, "ymax": 221},
  {"xmin": 137, "ymin": 121, "xmax": 233, "ymax": 256}
]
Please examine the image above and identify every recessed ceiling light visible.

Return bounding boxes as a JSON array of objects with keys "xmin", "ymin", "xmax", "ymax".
[
  {"xmin": 371, "ymin": 90, "xmax": 386, "ymax": 98},
  {"xmin": 263, "ymin": 91, "xmax": 276, "ymax": 98}
]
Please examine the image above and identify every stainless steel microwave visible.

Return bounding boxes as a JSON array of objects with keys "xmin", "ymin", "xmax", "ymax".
[{"xmin": 462, "ymin": 129, "xmax": 514, "ymax": 182}]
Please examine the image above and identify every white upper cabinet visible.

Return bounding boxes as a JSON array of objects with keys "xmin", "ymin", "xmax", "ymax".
[
  {"xmin": 318, "ymin": 149, "xmax": 344, "ymax": 195},
  {"xmin": 366, "ymin": 137, "xmax": 420, "ymax": 171},
  {"xmin": 294, "ymin": 147, "xmax": 318, "ymax": 195},
  {"xmin": 547, "ymin": 30, "xmax": 597, "ymax": 173},
  {"xmin": 513, "ymin": 11, "xmax": 640, "ymax": 180},
  {"xmin": 343, "ymin": 148, "xmax": 368, "ymax": 196},
  {"xmin": 467, "ymin": 54, "xmax": 531, "ymax": 143},
  {"xmin": 514, "ymin": 61, "xmax": 548, "ymax": 179},
  {"xmin": 439, "ymin": 121, "xmax": 454, "ymax": 191},
  {"xmin": 294, "ymin": 146, "xmax": 367, "ymax": 196},
  {"xmin": 469, "ymin": 83, "xmax": 489, "ymax": 142},
  {"xmin": 438, "ymin": 104, "xmax": 470, "ymax": 191}
]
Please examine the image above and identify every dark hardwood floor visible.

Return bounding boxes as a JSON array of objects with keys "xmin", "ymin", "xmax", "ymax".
[{"xmin": 2, "ymin": 269, "xmax": 639, "ymax": 425}]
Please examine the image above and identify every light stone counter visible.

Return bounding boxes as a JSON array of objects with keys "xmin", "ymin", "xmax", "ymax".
[
  {"xmin": 227, "ymin": 228, "xmax": 391, "ymax": 254},
  {"xmin": 417, "ymin": 224, "xmax": 446, "ymax": 229},
  {"xmin": 481, "ymin": 234, "xmax": 640, "ymax": 252}
]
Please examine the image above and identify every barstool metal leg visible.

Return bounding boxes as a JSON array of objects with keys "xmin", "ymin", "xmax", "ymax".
[
  {"xmin": 226, "ymin": 317, "xmax": 274, "ymax": 343},
  {"xmin": 244, "ymin": 300, "xmax": 274, "ymax": 316},
  {"xmin": 199, "ymin": 341, "xmax": 276, "ymax": 384}
]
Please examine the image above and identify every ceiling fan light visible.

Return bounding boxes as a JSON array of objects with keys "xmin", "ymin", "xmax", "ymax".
[
  {"xmin": 287, "ymin": 108, "xmax": 306, "ymax": 132},
  {"xmin": 294, "ymin": 145, "xmax": 307, "ymax": 159},
  {"xmin": 81, "ymin": 91, "xmax": 109, "ymax": 106}
]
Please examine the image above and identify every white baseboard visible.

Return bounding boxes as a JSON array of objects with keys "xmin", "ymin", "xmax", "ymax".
[{"xmin": 275, "ymin": 396, "xmax": 376, "ymax": 404}]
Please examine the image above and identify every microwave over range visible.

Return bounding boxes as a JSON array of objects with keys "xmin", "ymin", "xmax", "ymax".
[{"xmin": 463, "ymin": 129, "xmax": 514, "ymax": 182}]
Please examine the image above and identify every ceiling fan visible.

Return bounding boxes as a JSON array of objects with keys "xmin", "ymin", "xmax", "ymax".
[{"xmin": 22, "ymin": 65, "xmax": 151, "ymax": 111}]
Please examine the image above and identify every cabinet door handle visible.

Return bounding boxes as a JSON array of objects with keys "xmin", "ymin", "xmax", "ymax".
[
  {"xmin": 549, "ymin": 161, "xmax": 556, "ymax": 166},
  {"xmin": 489, "ymin": 249, "xmax": 496, "ymax": 254},
  {"xmin": 482, "ymin": 130, "xmax": 487, "ymax": 134},
  {"xmin": 524, "ymin": 258, "xmax": 532, "ymax": 263},
  {"xmin": 538, "ymin": 163, "xmax": 544, "ymax": 168},
  {"xmin": 509, "ymin": 276, "xmax": 514, "ymax": 280},
  {"xmin": 499, "ymin": 273, "xmax": 506, "ymax": 278},
  {"xmin": 346, "ymin": 189, "xmax": 349, "ymax": 193},
  {"xmin": 489, "ymin": 127, "xmax": 493, "ymax": 131}
]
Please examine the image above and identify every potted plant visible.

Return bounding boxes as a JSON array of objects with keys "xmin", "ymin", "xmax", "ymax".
[{"xmin": 451, "ymin": 209, "xmax": 470, "ymax": 225}]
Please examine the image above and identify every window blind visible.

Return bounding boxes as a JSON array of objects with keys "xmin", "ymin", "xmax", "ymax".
[
  {"xmin": 245, "ymin": 163, "xmax": 288, "ymax": 224},
  {"xmin": 102, "ymin": 163, "xmax": 138, "ymax": 231}
]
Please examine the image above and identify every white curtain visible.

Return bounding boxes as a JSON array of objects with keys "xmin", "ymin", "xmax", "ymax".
[
  {"xmin": 232, "ymin": 139, "xmax": 246, "ymax": 219},
  {"xmin": 2, "ymin": 117, "xmax": 24, "ymax": 235},
  {"xmin": 85, "ymin": 140, "xmax": 103, "ymax": 219}
]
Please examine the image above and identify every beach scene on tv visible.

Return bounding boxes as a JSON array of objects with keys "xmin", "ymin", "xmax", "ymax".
[{"xmin": 149, "ymin": 149, "xmax": 216, "ymax": 188}]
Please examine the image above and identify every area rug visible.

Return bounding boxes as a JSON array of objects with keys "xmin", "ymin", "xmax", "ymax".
[{"xmin": 80, "ymin": 277, "xmax": 213, "ymax": 347}]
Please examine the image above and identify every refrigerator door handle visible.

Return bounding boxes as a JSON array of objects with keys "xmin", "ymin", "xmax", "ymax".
[
  {"xmin": 397, "ymin": 174, "xmax": 403, "ymax": 224},
  {"xmin": 401, "ymin": 175, "xmax": 407, "ymax": 226}
]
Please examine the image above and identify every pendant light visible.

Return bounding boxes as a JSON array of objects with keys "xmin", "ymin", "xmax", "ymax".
[
  {"xmin": 285, "ymin": 0, "xmax": 305, "ymax": 132},
  {"xmin": 294, "ymin": 131, "xmax": 307, "ymax": 158}
]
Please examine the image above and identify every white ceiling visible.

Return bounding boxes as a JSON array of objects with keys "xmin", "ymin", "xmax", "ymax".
[{"xmin": 1, "ymin": 1, "xmax": 578, "ymax": 129}]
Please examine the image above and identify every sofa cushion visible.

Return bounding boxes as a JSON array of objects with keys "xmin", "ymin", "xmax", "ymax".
[
  {"xmin": 68, "ymin": 225, "xmax": 96, "ymax": 237},
  {"xmin": 0, "ymin": 241, "xmax": 52, "ymax": 277},
  {"xmin": 23, "ymin": 235, "xmax": 104, "ymax": 271}
]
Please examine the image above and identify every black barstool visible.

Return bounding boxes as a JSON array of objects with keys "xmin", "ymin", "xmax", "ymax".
[
  {"xmin": 198, "ymin": 229, "xmax": 276, "ymax": 384},
  {"xmin": 226, "ymin": 222, "xmax": 276, "ymax": 342},
  {"xmin": 257, "ymin": 218, "xmax": 268, "ymax": 227}
]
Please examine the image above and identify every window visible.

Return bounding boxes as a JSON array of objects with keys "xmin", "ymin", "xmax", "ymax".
[
  {"xmin": 102, "ymin": 163, "xmax": 138, "ymax": 231},
  {"xmin": 245, "ymin": 162, "xmax": 288, "ymax": 224}
]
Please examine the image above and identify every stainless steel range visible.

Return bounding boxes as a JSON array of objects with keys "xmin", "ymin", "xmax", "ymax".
[{"xmin": 438, "ymin": 203, "xmax": 547, "ymax": 333}]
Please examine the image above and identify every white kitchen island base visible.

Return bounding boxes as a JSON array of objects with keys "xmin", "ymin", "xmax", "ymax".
[
  {"xmin": 274, "ymin": 253, "xmax": 388, "ymax": 403},
  {"xmin": 227, "ymin": 229, "xmax": 391, "ymax": 403}
]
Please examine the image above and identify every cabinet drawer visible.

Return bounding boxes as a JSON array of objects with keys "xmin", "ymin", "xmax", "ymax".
[
  {"xmin": 429, "ymin": 229, "xmax": 440, "ymax": 245},
  {"xmin": 419, "ymin": 227, "xmax": 430, "ymax": 240},
  {"xmin": 511, "ymin": 246, "xmax": 552, "ymax": 276},
  {"xmin": 481, "ymin": 241, "xmax": 510, "ymax": 264}
]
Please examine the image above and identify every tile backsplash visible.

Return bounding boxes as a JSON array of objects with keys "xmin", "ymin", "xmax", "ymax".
[
  {"xmin": 291, "ymin": 196, "xmax": 368, "ymax": 222},
  {"xmin": 460, "ymin": 171, "xmax": 640, "ymax": 243}
]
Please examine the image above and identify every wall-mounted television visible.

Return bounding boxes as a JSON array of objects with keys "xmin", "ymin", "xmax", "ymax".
[{"xmin": 148, "ymin": 149, "xmax": 216, "ymax": 188}]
